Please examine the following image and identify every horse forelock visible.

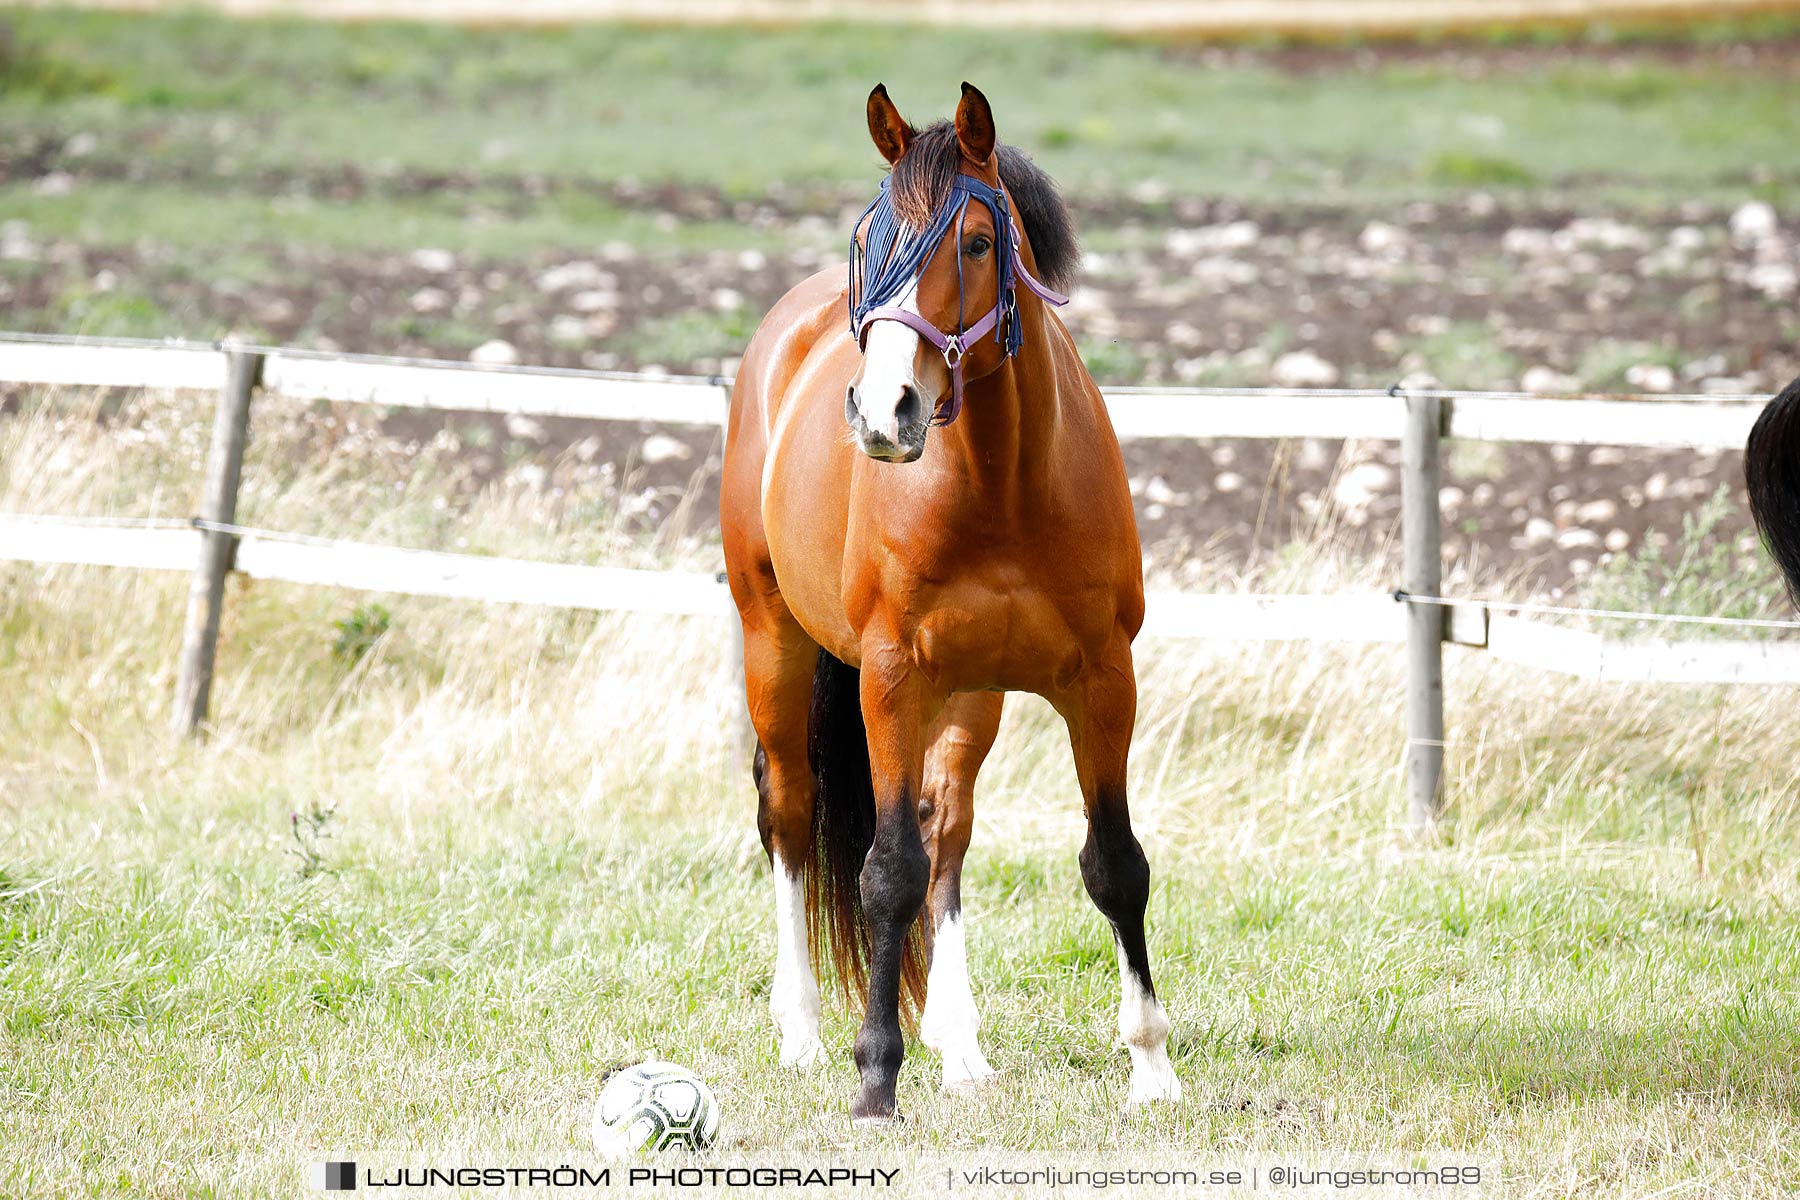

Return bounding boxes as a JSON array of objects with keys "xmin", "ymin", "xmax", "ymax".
[
  {"xmin": 887, "ymin": 123, "xmax": 962, "ymax": 229},
  {"xmin": 887, "ymin": 121, "xmax": 1080, "ymax": 293}
]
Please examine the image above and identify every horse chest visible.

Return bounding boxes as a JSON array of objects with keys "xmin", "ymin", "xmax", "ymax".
[{"xmin": 900, "ymin": 574, "xmax": 1103, "ymax": 695}]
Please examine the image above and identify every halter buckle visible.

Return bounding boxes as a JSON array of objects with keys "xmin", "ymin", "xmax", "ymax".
[{"xmin": 942, "ymin": 334, "xmax": 964, "ymax": 369}]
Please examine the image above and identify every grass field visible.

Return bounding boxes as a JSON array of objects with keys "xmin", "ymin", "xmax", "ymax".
[
  {"xmin": 7, "ymin": 10, "xmax": 1800, "ymax": 1195},
  {"xmin": 5, "ymin": 387, "xmax": 1800, "ymax": 1196},
  {"xmin": 4, "ymin": 9, "xmax": 1800, "ymax": 323},
  {"xmin": 7, "ymin": 8, "xmax": 1800, "ymax": 202}
]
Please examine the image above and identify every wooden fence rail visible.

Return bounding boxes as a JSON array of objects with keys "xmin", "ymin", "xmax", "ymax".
[
  {"xmin": 0, "ymin": 332, "xmax": 1788, "ymax": 828},
  {"xmin": 0, "ymin": 514, "xmax": 1465, "ymax": 641},
  {"xmin": 0, "ymin": 333, "xmax": 1769, "ymax": 445}
]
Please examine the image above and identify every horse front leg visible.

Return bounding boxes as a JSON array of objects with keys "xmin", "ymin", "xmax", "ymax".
[
  {"xmin": 1059, "ymin": 643, "xmax": 1181, "ymax": 1107},
  {"xmin": 917, "ymin": 691, "xmax": 1004, "ymax": 1091},
  {"xmin": 850, "ymin": 647, "xmax": 935, "ymax": 1124}
]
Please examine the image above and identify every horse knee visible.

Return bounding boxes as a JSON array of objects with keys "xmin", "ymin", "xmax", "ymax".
[
  {"xmin": 860, "ymin": 813, "xmax": 929, "ymax": 927},
  {"xmin": 753, "ymin": 742, "xmax": 774, "ymax": 858},
  {"xmin": 755, "ymin": 748, "xmax": 816, "ymax": 868},
  {"xmin": 1079, "ymin": 813, "xmax": 1149, "ymax": 925},
  {"xmin": 938, "ymin": 790, "xmax": 975, "ymax": 857}
]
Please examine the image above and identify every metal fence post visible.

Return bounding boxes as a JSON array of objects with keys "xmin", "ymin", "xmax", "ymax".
[
  {"xmin": 171, "ymin": 347, "xmax": 262, "ymax": 738},
  {"xmin": 1401, "ymin": 387, "xmax": 1446, "ymax": 829}
]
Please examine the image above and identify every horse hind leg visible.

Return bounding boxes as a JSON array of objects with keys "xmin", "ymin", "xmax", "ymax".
[
  {"xmin": 917, "ymin": 692, "xmax": 1003, "ymax": 1092},
  {"xmin": 1061, "ymin": 651, "xmax": 1181, "ymax": 1107},
  {"xmin": 745, "ymin": 612, "xmax": 827, "ymax": 1070}
]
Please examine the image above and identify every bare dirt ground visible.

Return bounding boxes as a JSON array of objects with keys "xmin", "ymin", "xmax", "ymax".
[{"xmin": 4, "ymin": 140, "xmax": 1795, "ymax": 593}]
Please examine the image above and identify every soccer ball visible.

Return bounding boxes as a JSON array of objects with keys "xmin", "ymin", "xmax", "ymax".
[{"xmin": 591, "ymin": 1061, "xmax": 720, "ymax": 1156}]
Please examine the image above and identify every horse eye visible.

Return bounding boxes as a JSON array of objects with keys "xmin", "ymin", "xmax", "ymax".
[{"xmin": 966, "ymin": 235, "xmax": 992, "ymax": 258}]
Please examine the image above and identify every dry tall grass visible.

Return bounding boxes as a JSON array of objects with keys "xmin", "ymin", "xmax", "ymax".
[{"xmin": 5, "ymin": 385, "xmax": 1800, "ymax": 1196}]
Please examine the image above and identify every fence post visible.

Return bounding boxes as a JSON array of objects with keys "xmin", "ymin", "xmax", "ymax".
[
  {"xmin": 1401, "ymin": 387, "xmax": 1446, "ymax": 829},
  {"xmin": 171, "ymin": 347, "xmax": 262, "ymax": 738}
]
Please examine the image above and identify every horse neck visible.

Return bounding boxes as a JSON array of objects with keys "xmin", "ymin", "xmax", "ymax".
[{"xmin": 938, "ymin": 296, "xmax": 1064, "ymax": 514}]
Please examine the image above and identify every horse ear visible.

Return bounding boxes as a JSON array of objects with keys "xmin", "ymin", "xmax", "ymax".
[
  {"xmin": 954, "ymin": 81, "xmax": 996, "ymax": 165},
  {"xmin": 867, "ymin": 84, "xmax": 913, "ymax": 166}
]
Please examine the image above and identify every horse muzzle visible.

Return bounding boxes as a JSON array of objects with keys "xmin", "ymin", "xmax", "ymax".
[{"xmin": 845, "ymin": 382, "xmax": 928, "ymax": 463}]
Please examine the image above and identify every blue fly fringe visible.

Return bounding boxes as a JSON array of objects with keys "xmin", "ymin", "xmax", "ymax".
[{"xmin": 848, "ymin": 175, "xmax": 1024, "ymax": 359}]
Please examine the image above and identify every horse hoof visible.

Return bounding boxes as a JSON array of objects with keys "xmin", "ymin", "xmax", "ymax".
[
  {"xmin": 779, "ymin": 1037, "xmax": 826, "ymax": 1071},
  {"xmin": 1126, "ymin": 1061, "xmax": 1183, "ymax": 1108},
  {"xmin": 850, "ymin": 1089, "xmax": 902, "ymax": 1126},
  {"xmin": 942, "ymin": 1072, "xmax": 998, "ymax": 1095},
  {"xmin": 940, "ymin": 1055, "xmax": 999, "ymax": 1094}
]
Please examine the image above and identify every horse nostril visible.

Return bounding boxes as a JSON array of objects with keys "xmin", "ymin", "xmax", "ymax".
[
  {"xmin": 845, "ymin": 385, "xmax": 860, "ymax": 427},
  {"xmin": 895, "ymin": 385, "xmax": 923, "ymax": 430}
]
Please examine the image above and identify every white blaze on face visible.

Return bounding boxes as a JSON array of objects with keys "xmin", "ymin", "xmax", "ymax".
[
  {"xmin": 769, "ymin": 853, "xmax": 824, "ymax": 1069},
  {"xmin": 1114, "ymin": 940, "xmax": 1181, "ymax": 1106},
  {"xmin": 853, "ymin": 279, "xmax": 926, "ymax": 444},
  {"xmin": 919, "ymin": 911, "xmax": 996, "ymax": 1090}
]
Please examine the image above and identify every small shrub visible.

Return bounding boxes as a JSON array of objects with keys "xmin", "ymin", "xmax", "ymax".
[
  {"xmin": 1576, "ymin": 339, "xmax": 1682, "ymax": 393},
  {"xmin": 1245, "ymin": 1024, "xmax": 1299, "ymax": 1057},
  {"xmin": 1425, "ymin": 152, "xmax": 1535, "ymax": 187},
  {"xmin": 331, "ymin": 602, "xmax": 392, "ymax": 665},
  {"xmin": 288, "ymin": 804, "xmax": 337, "ymax": 881},
  {"xmin": 1581, "ymin": 484, "xmax": 1787, "ymax": 634}
]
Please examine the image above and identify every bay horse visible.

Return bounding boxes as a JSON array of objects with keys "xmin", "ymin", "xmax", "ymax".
[{"xmin": 720, "ymin": 83, "xmax": 1180, "ymax": 1123}]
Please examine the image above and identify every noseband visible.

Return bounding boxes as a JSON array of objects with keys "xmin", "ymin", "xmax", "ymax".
[{"xmin": 848, "ymin": 173, "xmax": 1068, "ymax": 426}]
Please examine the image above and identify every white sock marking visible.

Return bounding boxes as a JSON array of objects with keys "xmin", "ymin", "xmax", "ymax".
[
  {"xmin": 920, "ymin": 911, "xmax": 996, "ymax": 1090},
  {"xmin": 1116, "ymin": 940, "xmax": 1181, "ymax": 1106},
  {"xmin": 770, "ymin": 854, "xmax": 824, "ymax": 1069}
]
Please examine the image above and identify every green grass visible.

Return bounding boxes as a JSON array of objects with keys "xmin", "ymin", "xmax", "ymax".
[
  {"xmin": 1425, "ymin": 151, "xmax": 1536, "ymax": 187},
  {"xmin": 4, "ymin": 7, "xmax": 1800, "ymax": 274},
  {"xmin": 0, "ymin": 181, "xmax": 782, "ymax": 261},
  {"xmin": 1579, "ymin": 484, "xmax": 1790, "ymax": 635},
  {"xmin": 7, "ymin": 9, "xmax": 1800, "ymax": 364},
  {"xmin": 1398, "ymin": 319, "xmax": 1523, "ymax": 392},
  {"xmin": 6, "ymin": 387, "xmax": 1800, "ymax": 1194},
  {"xmin": 617, "ymin": 306, "xmax": 763, "ymax": 370},
  {"xmin": 1574, "ymin": 338, "xmax": 1684, "ymax": 391}
]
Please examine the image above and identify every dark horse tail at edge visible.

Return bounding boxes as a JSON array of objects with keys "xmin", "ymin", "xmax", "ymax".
[
  {"xmin": 804, "ymin": 651, "xmax": 928, "ymax": 1023},
  {"xmin": 1746, "ymin": 375, "xmax": 1800, "ymax": 603}
]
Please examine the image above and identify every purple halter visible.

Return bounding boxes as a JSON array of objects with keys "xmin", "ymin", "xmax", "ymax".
[{"xmin": 848, "ymin": 173, "xmax": 1068, "ymax": 426}]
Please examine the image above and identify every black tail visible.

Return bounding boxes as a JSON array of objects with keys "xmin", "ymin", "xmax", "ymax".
[
  {"xmin": 805, "ymin": 650, "xmax": 926, "ymax": 1023},
  {"xmin": 1746, "ymin": 374, "xmax": 1800, "ymax": 604}
]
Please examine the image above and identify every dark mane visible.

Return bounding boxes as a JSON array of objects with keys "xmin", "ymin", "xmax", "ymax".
[{"xmin": 887, "ymin": 120, "xmax": 1080, "ymax": 293}]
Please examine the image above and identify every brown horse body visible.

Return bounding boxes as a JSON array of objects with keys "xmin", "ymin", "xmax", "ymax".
[{"xmin": 721, "ymin": 84, "xmax": 1179, "ymax": 1121}]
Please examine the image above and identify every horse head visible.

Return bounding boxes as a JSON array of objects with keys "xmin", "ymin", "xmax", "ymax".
[{"xmin": 845, "ymin": 83, "xmax": 1066, "ymax": 462}]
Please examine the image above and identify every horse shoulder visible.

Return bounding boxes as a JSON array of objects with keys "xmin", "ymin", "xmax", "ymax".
[
  {"xmin": 1052, "ymin": 340, "xmax": 1146, "ymax": 642},
  {"xmin": 737, "ymin": 268, "xmax": 846, "ymax": 417},
  {"xmin": 725, "ymin": 267, "xmax": 846, "ymax": 577}
]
